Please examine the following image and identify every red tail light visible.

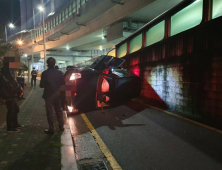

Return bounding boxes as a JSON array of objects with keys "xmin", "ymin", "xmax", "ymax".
[
  {"xmin": 69, "ymin": 73, "xmax": 81, "ymax": 81},
  {"xmin": 97, "ymin": 77, "xmax": 110, "ymax": 108},
  {"xmin": 101, "ymin": 78, "xmax": 109, "ymax": 92}
]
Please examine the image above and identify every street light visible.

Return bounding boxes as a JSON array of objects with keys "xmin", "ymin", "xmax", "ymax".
[
  {"xmin": 32, "ymin": 7, "xmax": 36, "ymax": 68},
  {"xmin": 38, "ymin": 6, "xmax": 44, "ymax": 11},
  {"xmin": 17, "ymin": 39, "xmax": 23, "ymax": 45},
  {"xmin": 5, "ymin": 23, "xmax": 15, "ymax": 42},
  {"xmin": 9, "ymin": 23, "xmax": 15, "ymax": 28},
  {"xmin": 39, "ymin": 0, "xmax": 47, "ymax": 70}
]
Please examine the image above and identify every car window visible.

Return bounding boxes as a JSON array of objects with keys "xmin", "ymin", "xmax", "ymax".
[
  {"xmin": 90, "ymin": 55, "xmax": 112, "ymax": 71},
  {"xmin": 106, "ymin": 57, "xmax": 125, "ymax": 69}
]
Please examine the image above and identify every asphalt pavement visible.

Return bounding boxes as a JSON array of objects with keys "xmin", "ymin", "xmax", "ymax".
[
  {"xmin": 69, "ymin": 100, "xmax": 222, "ymax": 170},
  {"xmin": 0, "ymin": 78, "xmax": 78, "ymax": 170}
]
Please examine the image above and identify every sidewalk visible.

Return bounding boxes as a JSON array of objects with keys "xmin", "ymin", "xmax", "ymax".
[{"xmin": 0, "ymin": 80, "xmax": 78, "ymax": 170}]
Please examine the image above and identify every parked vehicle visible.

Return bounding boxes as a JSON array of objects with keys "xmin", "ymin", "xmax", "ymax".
[{"xmin": 62, "ymin": 55, "xmax": 141, "ymax": 115}]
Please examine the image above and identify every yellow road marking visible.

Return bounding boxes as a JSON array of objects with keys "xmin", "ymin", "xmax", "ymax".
[
  {"xmin": 81, "ymin": 113, "xmax": 122, "ymax": 170},
  {"xmin": 133, "ymin": 100, "xmax": 222, "ymax": 134}
]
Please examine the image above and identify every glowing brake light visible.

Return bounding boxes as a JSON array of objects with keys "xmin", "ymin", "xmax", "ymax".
[{"xmin": 69, "ymin": 73, "xmax": 81, "ymax": 80}]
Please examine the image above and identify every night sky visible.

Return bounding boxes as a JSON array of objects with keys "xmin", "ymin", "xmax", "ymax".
[{"xmin": 0, "ymin": 0, "xmax": 21, "ymax": 33}]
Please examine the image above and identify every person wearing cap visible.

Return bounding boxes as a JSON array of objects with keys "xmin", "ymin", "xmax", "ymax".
[{"xmin": 31, "ymin": 67, "xmax": 38, "ymax": 87}]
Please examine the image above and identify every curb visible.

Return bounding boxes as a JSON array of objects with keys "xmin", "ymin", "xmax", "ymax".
[{"xmin": 61, "ymin": 111, "xmax": 78, "ymax": 170}]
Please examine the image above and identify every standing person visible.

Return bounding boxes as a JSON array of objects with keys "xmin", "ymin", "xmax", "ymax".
[
  {"xmin": 31, "ymin": 67, "xmax": 37, "ymax": 87},
  {"xmin": 40, "ymin": 57, "xmax": 65, "ymax": 134},
  {"xmin": 0, "ymin": 65, "xmax": 24, "ymax": 133}
]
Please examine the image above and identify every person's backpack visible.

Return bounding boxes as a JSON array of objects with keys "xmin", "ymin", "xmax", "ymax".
[{"xmin": 0, "ymin": 74, "xmax": 19, "ymax": 100}]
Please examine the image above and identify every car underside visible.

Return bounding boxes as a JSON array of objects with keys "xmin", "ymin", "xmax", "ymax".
[{"xmin": 63, "ymin": 55, "xmax": 141, "ymax": 115}]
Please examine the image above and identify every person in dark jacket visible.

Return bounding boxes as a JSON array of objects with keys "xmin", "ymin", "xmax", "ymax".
[
  {"xmin": 31, "ymin": 67, "xmax": 37, "ymax": 87},
  {"xmin": 0, "ymin": 65, "xmax": 24, "ymax": 133},
  {"xmin": 40, "ymin": 57, "xmax": 65, "ymax": 134}
]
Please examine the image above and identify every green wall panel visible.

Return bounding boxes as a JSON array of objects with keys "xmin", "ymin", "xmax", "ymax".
[
  {"xmin": 171, "ymin": 0, "xmax": 203, "ymax": 36},
  {"xmin": 130, "ymin": 34, "xmax": 142, "ymax": 53},
  {"xmin": 146, "ymin": 21, "xmax": 165, "ymax": 46},
  {"xmin": 118, "ymin": 43, "xmax": 127, "ymax": 58},
  {"xmin": 212, "ymin": 0, "xmax": 222, "ymax": 19}
]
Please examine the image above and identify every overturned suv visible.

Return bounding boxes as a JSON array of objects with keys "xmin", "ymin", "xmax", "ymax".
[{"xmin": 62, "ymin": 55, "xmax": 141, "ymax": 115}]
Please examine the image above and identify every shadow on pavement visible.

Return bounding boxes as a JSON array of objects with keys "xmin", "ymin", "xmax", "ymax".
[{"xmin": 68, "ymin": 100, "xmax": 146, "ymax": 136}]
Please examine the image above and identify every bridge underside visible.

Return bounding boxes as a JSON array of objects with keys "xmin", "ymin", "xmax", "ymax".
[{"xmin": 18, "ymin": 0, "xmax": 182, "ymax": 71}]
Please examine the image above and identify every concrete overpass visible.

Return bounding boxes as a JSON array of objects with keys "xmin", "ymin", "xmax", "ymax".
[{"xmin": 15, "ymin": 0, "xmax": 183, "ymax": 71}]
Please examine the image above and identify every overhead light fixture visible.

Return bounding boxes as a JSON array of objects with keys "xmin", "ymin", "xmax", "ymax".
[
  {"xmin": 66, "ymin": 46, "xmax": 69, "ymax": 50},
  {"xmin": 47, "ymin": 12, "xmax": 55, "ymax": 17}
]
